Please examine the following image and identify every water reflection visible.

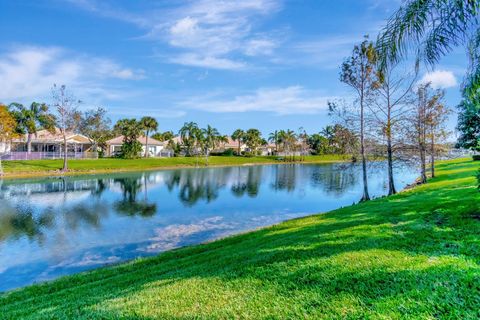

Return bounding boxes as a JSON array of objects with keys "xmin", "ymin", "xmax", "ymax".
[
  {"xmin": 0, "ymin": 163, "xmax": 417, "ymax": 291},
  {"xmin": 114, "ymin": 176, "xmax": 157, "ymax": 217}
]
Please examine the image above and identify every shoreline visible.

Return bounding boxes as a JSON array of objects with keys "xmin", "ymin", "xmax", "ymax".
[{"xmin": 0, "ymin": 157, "xmax": 351, "ymax": 180}]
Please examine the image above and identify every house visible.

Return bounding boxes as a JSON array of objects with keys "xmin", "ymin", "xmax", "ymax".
[
  {"xmin": 106, "ymin": 135, "xmax": 170, "ymax": 157},
  {"xmin": 10, "ymin": 128, "xmax": 92, "ymax": 153},
  {"xmin": 0, "ymin": 141, "xmax": 11, "ymax": 154},
  {"xmin": 216, "ymin": 137, "xmax": 247, "ymax": 153}
]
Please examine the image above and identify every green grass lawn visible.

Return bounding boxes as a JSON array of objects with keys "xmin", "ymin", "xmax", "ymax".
[
  {"xmin": 1, "ymin": 158, "xmax": 479, "ymax": 319},
  {"xmin": 2, "ymin": 154, "xmax": 349, "ymax": 177}
]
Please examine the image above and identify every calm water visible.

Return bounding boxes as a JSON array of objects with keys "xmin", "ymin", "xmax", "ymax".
[{"xmin": 0, "ymin": 163, "xmax": 417, "ymax": 291}]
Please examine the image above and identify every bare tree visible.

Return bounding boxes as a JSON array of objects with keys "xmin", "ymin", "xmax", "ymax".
[
  {"xmin": 371, "ymin": 61, "xmax": 418, "ymax": 195},
  {"xmin": 51, "ymin": 84, "xmax": 81, "ymax": 172},
  {"xmin": 340, "ymin": 37, "xmax": 377, "ymax": 201},
  {"xmin": 425, "ymin": 90, "xmax": 450, "ymax": 178},
  {"xmin": 411, "ymin": 84, "xmax": 446, "ymax": 183}
]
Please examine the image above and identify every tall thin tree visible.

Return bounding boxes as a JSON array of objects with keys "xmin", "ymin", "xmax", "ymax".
[
  {"xmin": 140, "ymin": 116, "xmax": 158, "ymax": 158},
  {"xmin": 51, "ymin": 84, "xmax": 81, "ymax": 172},
  {"xmin": 340, "ymin": 37, "xmax": 377, "ymax": 201}
]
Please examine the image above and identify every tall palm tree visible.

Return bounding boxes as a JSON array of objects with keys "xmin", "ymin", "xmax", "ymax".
[
  {"xmin": 140, "ymin": 116, "xmax": 158, "ymax": 158},
  {"xmin": 9, "ymin": 102, "xmax": 56, "ymax": 153},
  {"xmin": 376, "ymin": 0, "xmax": 480, "ymax": 98},
  {"xmin": 231, "ymin": 129, "xmax": 245, "ymax": 155},
  {"xmin": 179, "ymin": 122, "xmax": 199, "ymax": 156},
  {"xmin": 202, "ymin": 125, "xmax": 221, "ymax": 165},
  {"xmin": 243, "ymin": 129, "xmax": 262, "ymax": 155},
  {"xmin": 268, "ymin": 130, "xmax": 280, "ymax": 154}
]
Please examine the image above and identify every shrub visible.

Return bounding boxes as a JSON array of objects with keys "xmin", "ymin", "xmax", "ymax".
[
  {"xmin": 209, "ymin": 148, "xmax": 236, "ymax": 157},
  {"xmin": 121, "ymin": 141, "xmax": 143, "ymax": 159},
  {"xmin": 473, "ymin": 155, "xmax": 480, "ymax": 161}
]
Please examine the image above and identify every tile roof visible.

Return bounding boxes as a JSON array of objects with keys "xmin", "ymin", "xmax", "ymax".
[{"xmin": 106, "ymin": 135, "xmax": 165, "ymax": 146}]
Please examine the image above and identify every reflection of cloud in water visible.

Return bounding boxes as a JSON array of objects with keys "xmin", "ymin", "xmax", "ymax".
[
  {"xmin": 49, "ymin": 253, "xmax": 121, "ymax": 269},
  {"xmin": 143, "ymin": 216, "xmax": 237, "ymax": 253},
  {"xmin": 35, "ymin": 252, "xmax": 121, "ymax": 283}
]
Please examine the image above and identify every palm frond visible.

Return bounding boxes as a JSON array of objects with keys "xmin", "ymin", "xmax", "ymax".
[{"xmin": 377, "ymin": 0, "xmax": 480, "ymax": 68}]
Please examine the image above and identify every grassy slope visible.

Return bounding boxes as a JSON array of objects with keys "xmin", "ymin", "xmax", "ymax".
[
  {"xmin": 1, "ymin": 158, "xmax": 479, "ymax": 319},
  {"xmin": 2, "ymin": 155, "xmax": 348, "ymax": 178}
]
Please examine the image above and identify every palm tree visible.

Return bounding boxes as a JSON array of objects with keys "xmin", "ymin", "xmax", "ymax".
[
  {"xmin": 376, "ymin": 0, "xmax": 479, "ymax": 97},
  {"xmin": 179, "ymin": 122, "xmax": 199, "ymax": 156},
  {"xmin": 284, "ymin": 129, "xmax": 297, "ymax": 161},
  {"xmin": 244, "ymin": 129, "xmax": 262, "ymax": 155},
  {"xmin": 231, "ymin": 129, "xmax": 245, "ymax": 155},
  {"xmin": 268, "ymin": 130, "xmax": 280, "ymax": 154},
  {"xmin": 9, "ymin": 102, "xmax": 56, "ymax": 153},
  {"xmin": 140, "ymin": 117, "xmax": 158, "ymax": 158},
  {"xmin": 202, "ymin": 125, "xmax": 221, "ymax": 165}
]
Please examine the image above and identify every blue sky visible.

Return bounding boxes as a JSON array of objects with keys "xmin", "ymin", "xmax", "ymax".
[{"xmin": 0, "ymin": 0, "xmax": 467, "ymax": 136}]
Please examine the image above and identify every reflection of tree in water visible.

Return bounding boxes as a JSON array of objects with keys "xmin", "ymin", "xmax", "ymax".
[
  {"xmin": 0, "ymin": 203, "xmax": 54, "ymax": 245},
  {"xmin": 231, "ymin": 166, "xmax": 263, "ymax": 198},
  {"xmin": 114, "ymin": 175, "xmax": 157, "ymax": 217},
  {"xmin": 0, "ymin": 177, "xmax": 111, "ymax": 245},
  {"xmin": 312, "ymin": 163, "xmax": 358, "ymax": 197},
  {"xmin": 165, "ymin": 168, "xmax": 230, "ymax": 206},
  {"xmin": 270, "ymin": 165, "xmax": 297, "ymax": 193}
]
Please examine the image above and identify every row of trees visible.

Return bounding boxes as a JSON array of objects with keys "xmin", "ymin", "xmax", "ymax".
[
  {"xmin": 1, "ymin": 85, "xmax": 113, "ymax": 172},
  {"xmin": 333, "ymin": 36, "xmax": 450, "ymax": 201},
  {"xmin": 331, "ymin": 0, "xmax": 480, "ymax": 201}
]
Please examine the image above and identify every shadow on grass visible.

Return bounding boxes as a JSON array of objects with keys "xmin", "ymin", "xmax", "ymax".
[{"xmin": 1, "ymin": 160, "xmax": 480, "ymax": 319}]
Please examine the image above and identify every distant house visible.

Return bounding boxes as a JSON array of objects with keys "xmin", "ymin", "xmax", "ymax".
[
  {"xmin": 105, "ymin": 135, "xmax": 169, "ymax": 157},
  {"xmin": 216, "ymin": 137, "xmax": 247, "ymax": 153},
  {"xmin": 10, "ymin": 128, "xmax": 92, "ymax": 153}
]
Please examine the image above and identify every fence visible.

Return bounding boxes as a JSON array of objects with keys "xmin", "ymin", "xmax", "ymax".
[{"xmin": 1, "ymin": 152, "xmax": 99, "ymax": 161}]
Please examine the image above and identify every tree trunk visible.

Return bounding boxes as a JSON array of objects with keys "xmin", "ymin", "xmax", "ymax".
[
  {"xmin": 360, "ymin": 93, "xmax": 370, "ymax": 202},
  {"xmin": 420, "ymin": 143, "xmax": 427, "ymax": 183},
  {"xmin": 62, "ymin": 134, "xmax": 68, "ymax": 172},
  {"xmin": 386, "ymin": 134, "xmax": 396, "ymax": 195},
  {"xmin": 27, "ymin": 133, "xmax": 32, "ymax": 153},
  {"xmin": 238, "ymin": 141, "xmax": 241, "ymax": 156},
  {"xmin": 386, "ymin": 114, "xmax": 396, "ymax": 195},
  {"xmin": 430, "ymin": 128, "xmax": 435, "ymax": 178},
  {"xmin": 145, "ymin": 133, "xmax": 149, "ymax": 158}
]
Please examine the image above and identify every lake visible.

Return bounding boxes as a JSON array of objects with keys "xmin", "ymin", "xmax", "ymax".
[{"xmin": 0, "ymin": 162, "xmax": 417, "ymax": 291}]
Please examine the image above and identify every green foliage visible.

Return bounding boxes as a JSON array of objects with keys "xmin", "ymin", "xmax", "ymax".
[
  {"xmin": 179, "ymin": 122, "xmax": 200, "ymax": 156},
  {"xmin": 120, "ymin": 140, "xmax": 143, "ymax": 159},
  {"xmin": 308, "ymin": 125, "xmax": 358, "ymax": 155},
  {"xmin": 244, "ymin": 128, "xmax": 263, "ymax": 152},
  {"xmin": 8, "ymin": 102, "xmax": 56, "ymax": 137},
  {"xmin": 2, "ymin": 155, "xmax": 349, "ymax": 176},
  {"xmin": 1, "ymin": 159, "xmax": 479, "ymax": 319},
  {"xmin": 456, "ymin": 98, "xmax": 480, "ymax": 151},
  {"xmin": 79, "ymin": 107, "xmax": 112, "ymax": 152},
  {"xmin": 377, "ymin": 0, "xmax": 480, "ymax": 66},
  {"xmin": 114, "ymin": 119, "xmax": 144, "ymax": 159},
  {"xmin": 473, "ymin": 155, "xmax": 480, "ymax": 161},
  {"xmin": 151, "ymin": 131, "xmax": 174, "ymax": 142}
]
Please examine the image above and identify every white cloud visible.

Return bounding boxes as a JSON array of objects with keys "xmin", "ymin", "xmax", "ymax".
[
  {"xmin": 0, "ymin": 46, "xmax": 144, "ymax": 102},
  {"xmin": 170, "ymin": 54, "xmax": 246, "ymax": 70},
  {"xmin": 161, "ymin": 0, "xmax": 281, "ymax": 69},
  {"xmin": 180, "ymin": 86, "xmax": 337, "ymax": 115},
  {"xmin": 244, "ymin": 38, "xmax": 277, "ymax": 56},
  {"xmin": 420, "ymin": 70, "xmax": 458, "ymax": 89},
  {"xmin": 69, "ymin": 0, "xmax": 282, "ymax": 70}
]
